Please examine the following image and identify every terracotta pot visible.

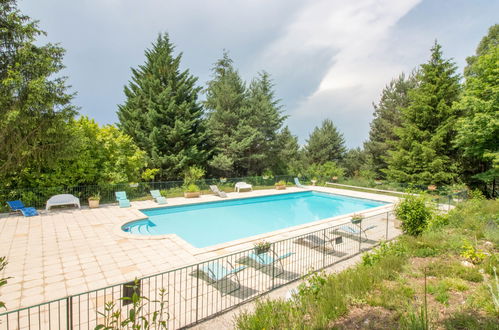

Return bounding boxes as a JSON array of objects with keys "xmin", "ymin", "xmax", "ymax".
[
  {"xmin": 428, "ymin": 185, "xmax": 437, "ymax": 191},
  {"xmin": 275, "ymin": 185, "xmax": 286, "ymax": 190},
  {"xmin": 184, "ymin": 191, "xmax": 201, "ymax": 198},
  {"xmin": 88, "ymin": 199, "xmax": 100, "ymax": 208}
]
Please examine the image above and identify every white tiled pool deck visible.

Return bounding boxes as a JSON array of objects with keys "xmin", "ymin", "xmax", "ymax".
[{"xmin": 0, "ymin": 186, "xmax": 399, "ymax": 327}]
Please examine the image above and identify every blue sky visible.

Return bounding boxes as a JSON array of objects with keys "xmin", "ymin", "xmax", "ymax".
[{"xmin": 19, "ymin": 0, "xmax": 498, "ymax": 148}]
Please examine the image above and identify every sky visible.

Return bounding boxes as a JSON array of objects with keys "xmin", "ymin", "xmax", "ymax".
[{"xmin": 19, "ymin": 0, "xmax": 498, "ymax": 148}]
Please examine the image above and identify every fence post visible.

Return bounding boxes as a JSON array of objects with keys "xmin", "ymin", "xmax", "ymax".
[
  {"xmin": 358, "ymin": 221, "xmax": 362, "ymax": 252},
  {"xmin": 322, "ymin": 228, "xmax": 326, "ymax": 268},
  {"xmin": 385, "ymin": 212, "xmax": 389, "ymax": 240},
  {"xmin": 66, "ymin": 296, "xmax": 73, "ymax": 330},
  {"xmin": 271, "ymin": 243, "xmax": 275, "ymax": 289},
  {"xmin": 195, "ymin": 264, "xmax": 199, "ymax": 323}
]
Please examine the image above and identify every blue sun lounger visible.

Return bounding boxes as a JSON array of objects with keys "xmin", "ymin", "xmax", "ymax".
[
  {"xmin": 199, "ymin": 262, "xmax": 246, "ymax": 295},
  {"xmin": 247, "ymin": 251, "xmax": 295, "ymax": 276},
  {"xmin": 294, "ymin": 177, "xmax": 307, "ymax": 188},
  {"xmin": 150, "ymin": 190, "xmax": 167, "ymax": 204},
  {"xmin": 7, "ymin": 200, "xmax": 39, "ymax": 217},
  {"xmin": 115, "ymin": 191, "xmax": 131, "ymax": 208},
  {"xmin": 339, "ymin": 224, "xmax": 377, "ymax": 240}
]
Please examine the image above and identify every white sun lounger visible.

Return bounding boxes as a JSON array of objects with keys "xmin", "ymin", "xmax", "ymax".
[
  {"xmin": 234, "ymin": 182, "xmax": 252, "ymax": 192},
  {"xmin": 46, "ymin": 194, "xmax": 81, "ymax": 211}
]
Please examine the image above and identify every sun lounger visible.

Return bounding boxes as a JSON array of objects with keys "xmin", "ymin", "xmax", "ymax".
[
  {"xmin": 247, "ymin": 251, "xmax": 294, "ymax": 276},
  {"xmin": 234, "ymin": 182, "xmax": 252, "ymax": 192},
  {"xmin": 198, "ymin": 261, "xmax": 246, "ymax": 295},
  {"xmin": 339, "ymin": 224, "xmax": 377, "ymax": 240},
  {"xmin": 150, "ymin": 190, "xmax": 167, "ymax": 204},
  {"xmin": 294, "ymin": 233, "xmax": 343, "ymax": 251},
  {"xmin": 46, "ymin": 194, "xmax": 81, "ymax": 211},
  {"xmin": 7, "ymin": 200, "xmax": 39, "ymax": 217},
  {"xmin": 115, "ymin": 191, "xmax": 131, "ymax": 208},
  {"xmin": 209, "ymin": 185, "xmax": 227, "ymax": 198},
  {"xmin": 294, "ymin": 177, "xmax": 307, "ymax": 188}
]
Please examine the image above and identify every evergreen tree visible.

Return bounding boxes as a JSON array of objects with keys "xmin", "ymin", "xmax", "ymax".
[
  {"xmin": 205, "ymin": 53, "xmax": 286, "ymax": 176},
  {"xmin": 385, "ymin": 42, "xmax": 462, "ymax": 185},
  {"xmin": 245, "ymin": 72, "xmax": 287, "ymax": 174},
  {"xmin": 305, "ymin": 119, "xmax": 346, "ymax": 165},
  {"xmin": 117, "ymin": 33, "xmax": 208, "ymax": 180},
  {"xmin": 205, "ymin": 52, "xmax": 247, "ymax": 176},
  {"xmin": 454, "ymin": 25, "xmax": 499, "ymax": 191},
  {"xmin": 273, "ymin": 126, "xmax": 301, "ymax": 175},
  {"xmin": 0, "ymin": 0, "xmax": 77, "ymax": 186},
  {"xmin": 342, "ymin": 148, "xmax": 369, "ymax": 177},
  {"xmin": 364, "ymin": 73, "xmax": 417, "ymax": 178}
]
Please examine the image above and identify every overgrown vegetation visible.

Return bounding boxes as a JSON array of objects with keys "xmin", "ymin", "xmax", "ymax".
[
  {"xmin": 236, "ymin": 199, "xmax": 499, "ymax": 329},
  {"xmin": 0, "ymin": 257, "xmax": 10, "ymax": 310}
]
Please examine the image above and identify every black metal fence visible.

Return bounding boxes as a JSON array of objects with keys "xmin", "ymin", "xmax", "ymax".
[
  {"xmin": 1, "ymin": 210, "xmax": 400, "ymax": 329},
  {"xmin": 0, "ymin": 176, "xmax": 296, "ymax": 212}
]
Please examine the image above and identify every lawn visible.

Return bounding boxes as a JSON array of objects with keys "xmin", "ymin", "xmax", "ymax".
[{"xmin": 236, "ymin": 197, "xmax": 499, "ymax": 329}]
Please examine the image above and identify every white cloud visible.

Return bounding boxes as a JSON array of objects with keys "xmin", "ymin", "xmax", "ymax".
[{"xmin": 257, "ymin": 0, "xmax": 422, "ymax": 147}]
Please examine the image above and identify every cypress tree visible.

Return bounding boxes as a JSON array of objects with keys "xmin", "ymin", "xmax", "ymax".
[
  {"xmin": 305, "ymin": 119, "xmax": 346, "ymax": 165},
  {"xmin": 204, "ymin": 52, "xmax": 247, "ymax": 176},
  {"xmin": 385, "ymin": 42, "xmax": 462, "ymax": 185},
  {"xmin": 364, "ymin": 73, "xmax": 417, "ymax": 178},
  {"xmin": 117, "ymin": 33, "xmax": 208, "ymax": 180}
]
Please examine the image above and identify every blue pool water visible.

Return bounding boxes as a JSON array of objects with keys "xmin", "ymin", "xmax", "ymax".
[{"xmin": 123, "ymin": 191, "xmax": 387, "ymax": 248}]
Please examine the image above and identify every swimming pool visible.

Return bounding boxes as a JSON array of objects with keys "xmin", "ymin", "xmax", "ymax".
[{"xmin": 122, "ymin": 191, "xmax": 388, "ymax": 248}]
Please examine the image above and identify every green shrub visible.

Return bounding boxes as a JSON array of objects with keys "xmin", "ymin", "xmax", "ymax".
[
  {"xmin": 362, "ymin": 241, "xmax": 407, "ymax": 266},
  {"xmin": 395, "ymin": 194, "xmax": 434, "ymax": 236},
  {"xmin": 0, "ymin": 257, "xmax": 10, "ymax": 310},
  {"xmin": 184, "ymin": 183, "xmax": 200, "ymax": 193}
]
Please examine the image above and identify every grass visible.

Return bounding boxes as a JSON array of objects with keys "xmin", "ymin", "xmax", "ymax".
[{"xmin": 235, "ymin": 199, "xmax": 499, "ymax": 329}]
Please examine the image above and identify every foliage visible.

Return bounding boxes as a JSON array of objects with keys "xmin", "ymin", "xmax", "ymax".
[
  {"xmin": 184, "ymin": 183, "xmax": 200, "ymax": 193},
  {"xmin": 253, "ymin": 240, "xmax": 271, "ymax": 254},
  {"xmin": 341, "ymin": 147, "xmax": 369, "ymax": 178},
  {"xmin": 306, "ymin": 161, "xmax": 345, "ymax": 182},
  {"xmin": 205, "ymin": 53, "xmax": 286, "ymax": 177},
  {"xmin": 364, "ymin": 73, "xmax": 417, "ymax": 178},
  {"xmin": 183, "ymin": 165, "xmax": 205, "ymax": 186},
  {"xmin": 486, "ymin": 267, "xmax": 499, "ymax": 313},
  {"xmin": 385, "ymin": 42, "xmax": 462, "ymax": 185},
  {"xmin": 88, "ymin": 192, "xmax": 100, "ymax": 201},
  {"xmin": 0, "ymin": 0, "xmax": 78, "ymax": 184},
  {"xmin": 275, "ymin": 180, "xmax": 286, "ymax": 186},
  {"xmin": 460, "ymin": 240, "xmax": 486, "ymax": 264},
  {"xmin": 305, "ymin": 119, "xmax": 346, "ymax": 165},
  {"xmin": 96, "ymin": 280, "xmax": 168, "ymax": 329},
  {"xmin": 454, "ymin": 26, "xmax": 499, "ymax": 186},
  {"xmin": 395, "ymin": 194, "xmax": 434, "ymax": 236},
  {"xmin": 273, "ymin": 126, "xmax": 302, "ymax": 175},
  {"xmin": 0, "ymin": 257, "xmax": 11, "ymax": 310},
  {"xmin": 362, "ymin": 241, "xmax": 407, "ymax": 266},
  {"xmin": 117, "ymin": 33, "xmax": 208, "ymax": 180}
]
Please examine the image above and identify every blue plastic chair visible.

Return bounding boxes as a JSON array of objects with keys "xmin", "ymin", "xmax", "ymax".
[
  {"xmin": 150, "ymin": 190, "xmax": 167, "ymax": 204},
  {"xmin": 115, "ymin": 191, "xmax": 131, "ymax": 208},
  {"xmin": 7, "ymin": 200, "xmax": 39, "ymax": 217}
]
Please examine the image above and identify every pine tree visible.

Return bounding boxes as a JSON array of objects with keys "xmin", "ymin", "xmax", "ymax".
[
  {"xmin": 454, "ymin": 25, "xmax": 499, "ymax": 191},
  {"xmin": 385, "ymin": 42, "xmax": 462, "ymax": 185},
  {"xmin": 305, "ymin": 119, "xmax": 346, "ymax": 165},
  {"xmin": 364, "ymin": 73, "xmax": 417, "ymax": 178},
  {"xmin": 117, "ymin": 33, "xmax": 208, "ymax": 180},
  {"xmin": 205, "ymin": 52, "xmax": 247, "ymax": 176},
  {"xmin": 0, "ymin": 0, "xmax": 77, "ymax": 184},
  {"xmin": 274, "ymin": 126, "xmax": 301, "ymax": 175},
  {"xmin": 205, "ymin": 54, "xmax": 286, "ymax": 176},
  {"xmin": 245, "ymin": 71, "xmax": 287, "ymax": 174}
]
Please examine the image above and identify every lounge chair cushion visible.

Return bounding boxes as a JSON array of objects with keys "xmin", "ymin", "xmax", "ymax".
[
  {"xmin": 7, "ymin": 200, "xmax": 25, "ymax": 211},
  {"xmin": 20, "ymin": 207, "xmax": 39, "ymax": 217},
  {"xmin": 150, "ymin": 190, "xmax": 167, "ymax": 204},
  {"xmin": 201, "ymin": 263, "xmax": 246, "ymax": 281}
]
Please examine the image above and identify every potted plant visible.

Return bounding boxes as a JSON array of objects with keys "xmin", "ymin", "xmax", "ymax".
[
  {"xmin": 275, "ymin": 180, "xmax": 286, "ymax": 190},
  {"xmin": 311, "ymin": 177, "xmax": 318, "ymax": 186},
  {"xmin": 351, "ymin": 213, "xmax": 364, "ymax": 225},
  {"xmin": 88, "ymin": 193, "xmax": 101, "ymax": 208},
  {"xmin": 254, "ymin": 240, "xmax": 271, "ymax": 255},
  {"xmin": 220, "ymin": 177, "xmax": 227, "ymax": 183},
  {"xmin": 184, "ymin": 183, "xmax": 201, "ymax": 198}
]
